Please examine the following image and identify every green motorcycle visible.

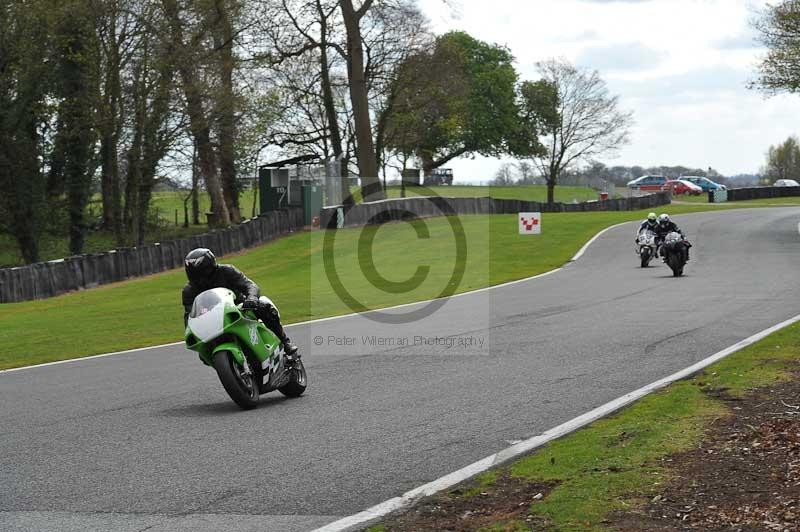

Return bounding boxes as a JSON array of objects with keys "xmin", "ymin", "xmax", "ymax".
[{"xmin": 185, "ymin": 288, "xmax": 307, "ymax": 409}]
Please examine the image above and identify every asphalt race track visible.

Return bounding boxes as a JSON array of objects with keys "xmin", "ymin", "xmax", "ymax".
[{"xmin": 2, "ymin": 208, "xmax": 799, "ymax": 532}]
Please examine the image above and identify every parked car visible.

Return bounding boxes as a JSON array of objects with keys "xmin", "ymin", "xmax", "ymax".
[
  {"xmin": 681, "ymin": 176, "xmax": 727, "ymax": 192},
  {"xmin": 774, "ymin": 179, "xmax": 800, "ymax": 187},
  {"xmin": 663, "ymin": 179, "xmax": 703, "ymax": 195},
  {"xmin": 627, "ymin": 175, "xmax": 667, "ymax": 191}
]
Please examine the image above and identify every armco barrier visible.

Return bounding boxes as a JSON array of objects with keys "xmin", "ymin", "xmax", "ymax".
[
  {"xmin": 723, "ymin": 186, "xmax": 800, "ymax": 202},
  {"xmin": 0, "ymin": 208, "xmax": 304, "ymax": 304},
  {"xmin": 320, "ymin": 191, "xmax": 672, "ymax": 229}
]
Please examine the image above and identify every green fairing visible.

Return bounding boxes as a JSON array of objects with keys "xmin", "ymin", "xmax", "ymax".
[
  {"xmin": 182, "ymin": 288, "xmax": 308, "ymax": 409},
  {"xmin": 184, "ymin": 290, "xmax": 281, "ymax": 367}
]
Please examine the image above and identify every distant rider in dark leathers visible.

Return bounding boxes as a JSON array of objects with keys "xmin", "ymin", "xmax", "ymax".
[
  {"xmin": 652, "ymin": 214, "xmax": 690, "ymax": 262},
  {"xmin": 182, "ymin": 248, "xmax": 298, "ymax": 358}
]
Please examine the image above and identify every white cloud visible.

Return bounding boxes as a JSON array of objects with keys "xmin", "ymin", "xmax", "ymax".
[
  {"xmin": 416, "ymin": 0, "xmax": 786, "ymax": 178},
  {"xmin": 576, "ymin": 43, "xmax": 667, "ymax": 73}
]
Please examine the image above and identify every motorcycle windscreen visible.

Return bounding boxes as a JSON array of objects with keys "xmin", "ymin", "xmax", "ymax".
[
  {"xmin": 188, "ymin": 289, "xmax": 230, "ymax": 343},
  {"xmin": 639, "ymin": 231, "xmax": 655, "ymax": 244}
]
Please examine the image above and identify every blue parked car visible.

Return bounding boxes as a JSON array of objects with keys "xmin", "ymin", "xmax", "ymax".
[{"xmin": 682, "ymin": 176, "xmax": 727, "ymax": 192}]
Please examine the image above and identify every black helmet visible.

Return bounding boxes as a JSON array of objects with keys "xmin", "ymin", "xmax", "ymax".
[{"xmin": 184, "ymin": 248, "xmax": 217, "ymax": 285}]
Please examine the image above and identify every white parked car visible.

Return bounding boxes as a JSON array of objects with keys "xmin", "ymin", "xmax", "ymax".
[{"xmin": 774, "ymin": 179, "xmax": 800, "ymax": 187}]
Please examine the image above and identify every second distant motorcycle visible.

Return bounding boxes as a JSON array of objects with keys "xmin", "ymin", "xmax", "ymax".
[{"xmin": 661, "ymin": 232, "xmax": 690, "ymax": 277}]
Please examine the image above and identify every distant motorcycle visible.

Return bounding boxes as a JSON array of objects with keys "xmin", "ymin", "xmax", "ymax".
[
  {"xmin": 185, "ymin": 288, "xmax": 307, "ymax": 409},
  {"xmin": 636, "ymin": 230, "xmax": 657, "ymax": 268},
  {"xmin": 661, "ymin": 232, "xmax": 690, "ymax": 277}
]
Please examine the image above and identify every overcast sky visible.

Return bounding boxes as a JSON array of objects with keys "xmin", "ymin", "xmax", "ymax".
[{"xmin": 415, "ymin": 0, "xmax": 800, "ymax": 181}]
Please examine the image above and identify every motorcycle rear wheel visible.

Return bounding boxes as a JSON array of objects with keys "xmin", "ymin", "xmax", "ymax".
[
  {"xmin": 668, "ymin": 255, "xmax": 684, "ymax": 277},
  {"xmin": 279, "ymin": 359, "xmax": 308, "ymax": 398},
  {"xmin": 214, "ymin": 351, "xmax": 260, "ymax": 410}
]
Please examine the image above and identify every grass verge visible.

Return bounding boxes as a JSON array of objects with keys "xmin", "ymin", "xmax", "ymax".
[
  {"xmin": 370, "ymin": 320, "xmax": 800, "ymax": 532},
  {"xmin": 0, "ymin": 202, "xmax": 791, "ymax": 370}
]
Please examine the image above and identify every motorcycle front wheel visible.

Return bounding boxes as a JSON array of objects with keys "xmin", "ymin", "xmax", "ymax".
[
  {"xmin": 214, "ymin": 351, "xmax": 260, "ymax": 409},
  {"xmin": 279, "ymin": 359, "xmax": 308, "ymax": 398},
  {"xmin": 640, "ymin": 248, "xmax": 651, "ymax": 268}
]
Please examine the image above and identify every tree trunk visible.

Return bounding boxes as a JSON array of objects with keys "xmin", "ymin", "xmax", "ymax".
[
  {"xmin": 57, "ymin": 5, "xmax": 97, "ymax": 255},
  {"xmin": 339, "ymin": 0, "xmax": 383, "ymax": 201},
  {"xmin": 191, "ymin": 141, "xmax": 200, "ymax": 225},
  {"xmin": 162, "ymin": 0, "xmax": 230, "ymax": 227},
  {"xmin": 213, "ymin": 0, "xmax": 240, "ymax": 223},
  {"xmin": 315, "ymin": 1, "xmax": 352, "ymax": 206},
  {"xmin": 2, "ymin": 111, "xmax": 44, "ymax": 264},
  {"xmin": 123, "ymin": 55, "xmax": 146, "ymax": 241},
  {"xmin": 420, "ymin": 152, "xmax": 436, "ymax": 180},
  {"xmin": 124, "ymin": 120, "xmax": 143, "ymax": 242},
  {"xmin": 99, "ymin": 12, "xmax": 122, "ymax": 237},
  {"xmin": 136, "ymin": 178, "xmax": 151, "ymax": 246}
]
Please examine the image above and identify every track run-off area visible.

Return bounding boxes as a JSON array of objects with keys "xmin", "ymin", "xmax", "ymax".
[{"xmin": 1, "ymin": 207, "xmax": 799, "ymax": 532}]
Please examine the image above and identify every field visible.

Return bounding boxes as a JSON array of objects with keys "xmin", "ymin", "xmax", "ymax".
[
  {"xmin": 0, "ymin": 185, "xmax": 599, "ymax": 267},
  {"xmin": 350, "ymin": 184, "xmax": 603, "ymax": 203},
  {"xmin": 0, "ymin": 202, "xmax": 774, "ymax": 370},
  {"xmin": 150, "ymin": 185, "xmax": 602, "ymax": 220}
]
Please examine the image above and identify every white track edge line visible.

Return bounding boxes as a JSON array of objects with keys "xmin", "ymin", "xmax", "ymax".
[
  {"xmin": 570, "ymin": 221, "xmax": 631, "ymax": 261},
  {"xmin": 312, "ymin": 313, "xmax": 800, "ymax": 532},
  {"xmin": 1, "ymin": 220, "xmax": 635, "ymax": 375}
]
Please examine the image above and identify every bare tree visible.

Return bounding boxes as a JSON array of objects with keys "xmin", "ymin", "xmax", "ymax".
[
  {"xmin": 530, "ymin": 59, "xmax": 633, "ymax": 204},
  {"xmin": 253, "ymin": 0, "xmax": 428, "ymax": 203},
  {"xmin": 257, "ymin": 0, "xmax": 354, "ymax": 200},
  {"xmin": 515, "ymin": 161, "xmax": 539, "ymax": 184},
  {"xmin": 491, "ymin": 163, "xmax": 516, "ymax": 186}
]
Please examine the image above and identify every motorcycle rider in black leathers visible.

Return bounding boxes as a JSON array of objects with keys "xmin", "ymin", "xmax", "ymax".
[
  {"xmin": 653, "ymin": 214, "xmax": 690, "ymax": 262},
  {"xmin": 182, "ymin": 248, "xmax": 299, "ymax": 358}
]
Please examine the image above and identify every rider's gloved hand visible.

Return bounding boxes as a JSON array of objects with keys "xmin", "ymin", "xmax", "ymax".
[{"xmin": 241, "ymin": 297, "xmax": 260, "ymax": 311}]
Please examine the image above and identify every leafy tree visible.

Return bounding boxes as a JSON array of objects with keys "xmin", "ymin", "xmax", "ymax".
[
  {"xmin": 753, "ymin": 0, "xmax": 800, "ymax": 93},
  {"xmin": 385, "ymin": 31, "xmax": 531, "ymax": 176},
  {"xmin": 529, "ymin": 59, "xmax": 633, "ymax": 204},
  {"xmin": 0, "ymin": 0, "xmax": 51, "ymax": 263},
  {"xmin": 765, "ymin": 135, "xmax": 800, "ymax": 182}
]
